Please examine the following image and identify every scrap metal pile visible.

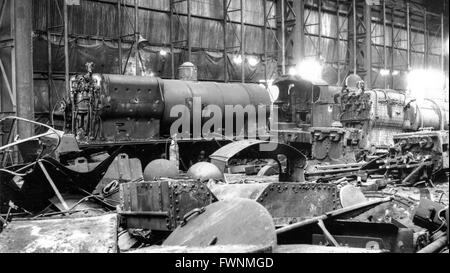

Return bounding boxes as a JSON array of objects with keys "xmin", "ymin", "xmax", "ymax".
[{"xmin": 0, "ymin": 66, "xmax": 448, "ymax": 253}]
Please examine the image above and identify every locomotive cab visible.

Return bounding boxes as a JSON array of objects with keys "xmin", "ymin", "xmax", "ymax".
[{"xmin": 273, "ymin": 75, "xmax": 340, "ymax": 131}]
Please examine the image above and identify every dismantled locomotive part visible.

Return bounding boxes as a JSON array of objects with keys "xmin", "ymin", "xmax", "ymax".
[
  {"xmin": 275, "ymin": 196, "xmax": 394, "ymax": 236},
  {"xmin": 413, "ymin": 198, "xmax": 447, "ymax": 231},
  {"xmin": 187, "ymin": 162, "xmax": 225, "ymax": 183},
  {"xmin": 309, "ymin": 127, "xmax": 361, "ymax": 163},
  {"xmin": 355, "ymin": 191, "xmax": 418, "ymax": 228},
  {"xmin": 403, "ymin": 99, "xmax": 449, "ymax": 132},
  {"xmin": 340, "ymin": 185, "xmax": 368, "ymax": 208},
  {"xmin": 272, "ymin": 75, "xmax": 341, "ymax": 145},
  {"xmin": 393, "ymin": 130, "xmax": 449, "ymax": 176},
  {"xmin": 209, "ymin": 140, "xmax": 307, "ymax": 182},
  {"xmin": 67, "ymin": 153, "xmax": 144, "ymax": 203},
  {"xmin": 0, "ymin": 148, "xmax": 123, "ymax": 214},
  {"xmin": 305, "ymin": 162, "xmax": 365, "ymax": 182},
  {"xmin": 67, "ymin": 69, "xmax": 271, "ymax": 143},
  {"xmin": 275, "ymin": 197, "xmax": 418, "ymax": 253},
  {"xmin": 130, "ymin": 198, "xmax": 276, "ymax": 253},
  {"xmin": 210, "ymin": 182, "xmax": 340, "ymax": 227},
  {"xmin": 0, "ymin": 116, "xmax": 64, "ymax": 164},
  {"xmin": 340, "ymin": 88, "xmax": 407, "ymax": 149},
  {"xmin": 118, "ymin": 179, "xmax": 217, "ymax": 232},
  {"xmin": 143, "ymin": 159, "xmax": 179, "ymax": 181},
  {"xmin": 207, "ymin": 140, "xmax": 341, "ymax": 226},
  {"xmin": 358, "ymin": 149, "xmax": 441, "ymax": 187},
  {"xmin": 274, "ymin": 244, "xmax": 384, "ymax": 253},
  {"xmin": 0, "ymin": 214, "xmax": 118, "ymax": 253}
]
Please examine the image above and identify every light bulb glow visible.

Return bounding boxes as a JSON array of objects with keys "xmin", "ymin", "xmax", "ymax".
[
  {"xmin": 295, "ymin": 59, "xmax": 323, "ymax": 81},
  {"xmin": 233, "ymin": 55, "xmax": 243, "ymax": 65},
  {"xmin": 247, "ymin": 56, "xmax": 259, "ymax": 67},
  {"xmin": 407, "ymin": 69, "xmax": 446, "ymax": 101},
  {"xmin": 380, "ymin": 69, "xmax": 390, "ymax": 76}
]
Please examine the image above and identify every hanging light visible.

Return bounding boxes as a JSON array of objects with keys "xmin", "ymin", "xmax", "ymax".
[
  {"xmin": 295, "ymin": 59, "xmax": 323, "ymax": 81},
  {"xmin": 247, "ymin": 56, "xmax": 259, "ymax": 67},
  {"xmin": 159, "ymin": 49, "xmax": 168, "ymax": 56},
  {"xmin": 233, "ymin": 55, "xmax": 243, "ymax": 65},
  {"xmin": 379, "ymin": 69, "xmax": 390, "ymax": 76},
  {"xmin": 288, "ymin": 67, "xmax": 297, "ymax": 76}
]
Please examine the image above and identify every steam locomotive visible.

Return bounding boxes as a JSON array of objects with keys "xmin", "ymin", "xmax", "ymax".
[
  {"xmin": 61, "ymin": 63, "xmax": 271, "ymax": 168},
  {"xmin": 61, "ymin": 63, "xmax": 448, "ymax": 174}
]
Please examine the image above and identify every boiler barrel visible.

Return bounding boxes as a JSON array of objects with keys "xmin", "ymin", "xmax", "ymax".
[
  {"xmin": 404, "ymin": 99, "xmax": 449, "ymax": 131},
  {"xmin": 161, "ymin": 80, "xmax": 272, "ymax": 126}
]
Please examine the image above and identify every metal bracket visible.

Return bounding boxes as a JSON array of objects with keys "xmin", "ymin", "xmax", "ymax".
[{"xmin": 181, "ymin": 207, "xmax": 206, "ymax": 227}]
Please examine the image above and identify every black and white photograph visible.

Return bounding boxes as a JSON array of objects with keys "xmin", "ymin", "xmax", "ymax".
[{"xmin": 0, "ymin": 0, "xmax": 448, "ymax": 263}]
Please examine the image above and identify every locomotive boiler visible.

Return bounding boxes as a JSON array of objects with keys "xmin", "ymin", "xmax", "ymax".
[
  {"xmin": 403, "ymin": 99, "xmax": 449, "ymax": 132},
  {"xmin": 65, "ymin": 63, "xmax": 271, "ymax": 145}
]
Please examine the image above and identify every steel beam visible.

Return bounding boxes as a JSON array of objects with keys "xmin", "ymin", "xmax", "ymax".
[
  {"xmin": 364, "ymin": 1, "xmax": 372, "ymax": 89},
  {"xmin": 441, "ymin": 12, "xmax": 445, "ymax": 75},
  {"xmin": 406, "ymin": 0, "xmax": 411, "ymax": 70},
  {"xmin": 276, "ymin": 0, "xmax": 286, "ymax": 75},
  {"xmin": 352, "ymin": 0, "xmax": 357, "ymax": 74},
  {"xmin": 47, "ymin": 0, "xmax": 53, "ymax": 115},
  {"xmin": 240, "ymin": 0, "xmax": 244, "ymax": 83},
  {"xmin": 423, "ymin": 8, "xmax": 427, "ymax": 68},
  {"xmin": 14, "ymin": 0, "xmax": 34, "ymax": 138},
  {"xmin": 223, "ymin": 0, "xmax": 228, "ymax": 82},
  {"xmin": 263, "ymin": 0, "xmax": 267, "ymax": 82},
  {"xmin": 187, "ymin": 0, "xmax": 191, "ymax": 62},
  {"xmin": 118, "ymin": 0, "xmax": 123, "ymax": 74},
  {"xmin": 383, "ymin": 0, "xmax": 387, "ymax": 88},
  {"xmin": 293, "ymin": 0, "xmax": 305, "ymax": 65},
  {"xmin": 63, "ymin": 0, "xmax": 70, "ymax": 97},
  {"xmin": 134, "ymin": 0, "xmax": 141, "ymax": 76}
]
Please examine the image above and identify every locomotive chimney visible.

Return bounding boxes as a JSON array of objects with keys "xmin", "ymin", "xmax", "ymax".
[{"xmin": 178, "ymin": 62, "xmax": 198, "ymax": 81}]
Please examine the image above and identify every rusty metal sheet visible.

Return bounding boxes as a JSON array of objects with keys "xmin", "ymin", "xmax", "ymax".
[
  {"xmin": 163, "ymin": 198, "xmax": 276, "ymax": 251},
  {"xmin": 210, "ymin": 140, "xmax": 306, "ymax": 171},
  {"xmin": 119, "ymin": 179, "xmax": 217, "ymax": 231},
  {"xmin": 255, "ymin": 183, "xmax": 340, "ymax": 226},
  {"xmin": 209, "ymin": 140, "xmax": 267, "ymax": 170},
  {"xmin": 208, "ymin": 182, "xmax": 339, "ymax": 227},
  {"xmin": 209, "ymin": 140, "xmax": 307, "ymax": 182},
  {"xmin": 359, "ymin": 191, "xmax": 418, "ymax": 228},
  {"xmin": 16, "ymin": 148, "xmax": 123, "ymax": 213},
  {"xmin": 0, "ymin": 214, "xmax": 118, "ymax": 253},
  {"xmin": 209, "ymin": 183, "xmax": 268, "ymax": 201}
]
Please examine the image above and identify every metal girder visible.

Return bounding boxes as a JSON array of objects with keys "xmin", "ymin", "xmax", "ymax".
[
  {"xmin": 223, "ymin": 0, "xmax": 245, "ymax": 83},
  {"xmin": 348, "ymin": 0, "xmax": 372, "ymax": 88},
  {"xmin": 0, "ymin": 0, "xmax": 16, "ymax": 112},
  {"xmin": 170, "ymin": 0, "xmax": 192, "ymax": 78}
]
